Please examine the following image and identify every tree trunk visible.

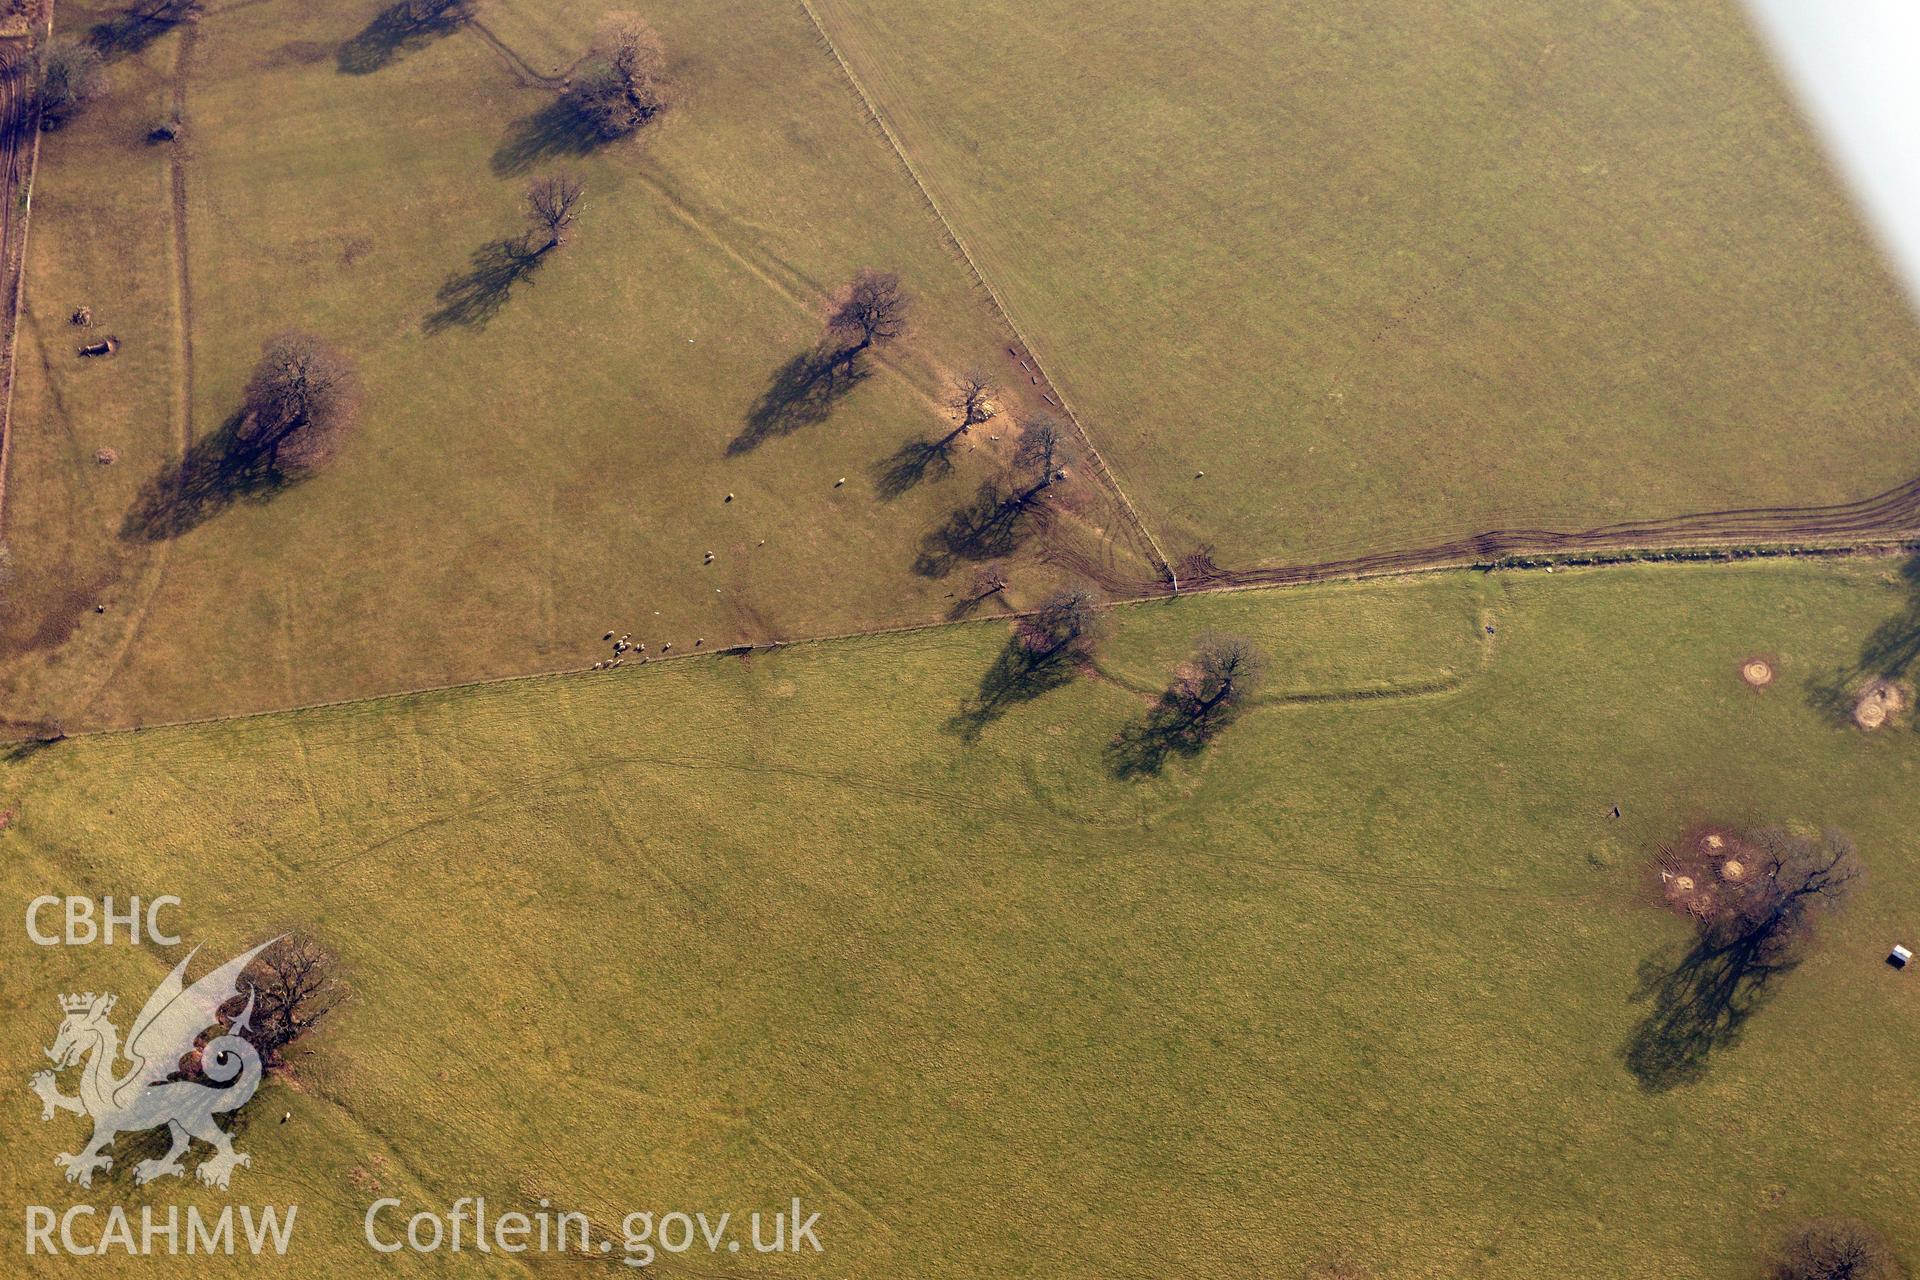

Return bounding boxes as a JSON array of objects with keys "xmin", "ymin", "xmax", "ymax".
[
  {"xmin": 1194, "ymin": 678, "xmax": 1233, "ymax": 718},
  {"xmin": 1015, "ymin": 476, "xmax": 1052, "ymax": 507}
]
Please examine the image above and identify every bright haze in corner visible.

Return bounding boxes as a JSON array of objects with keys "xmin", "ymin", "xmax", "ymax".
[{"xmin": 1745, "ymin": 0, "xmax": 1920, "ymax": 310}]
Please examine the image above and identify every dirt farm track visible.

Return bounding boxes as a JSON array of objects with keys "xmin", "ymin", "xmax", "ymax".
[
  {"xmin": 1051, "ymin": 470, "xmax": 1920, "ymax": 599},
  {"xmin": 0, "ymin": 4, "xmax": 1918, "ymax": 710},
  {"xmin": 0, "ymin": 23, "xmax": 42, "ymax": 525}
]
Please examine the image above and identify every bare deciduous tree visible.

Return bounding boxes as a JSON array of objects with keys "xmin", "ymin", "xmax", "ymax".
[
  {"xmin": 967, "ymin": 565, "xmax": 1008, "ymax": 604},
  {"xmin": 598, "ymin": 11, "xmax": 665, "ymax": 86},
  {"xmin": 1709, "ymin": 827, "xmax": 1860, "ymax": 959},
  {"xmin": 1174, "ymin": 633, "xmax": 1266, "ymax": 725},
  {"xmin": 1104, "ymin": 632, "xmax": 1268, "ymax": 778},
  {"xmin": 827, "ymin": 269, "xmax": 909, "ymax": 370},
  {"xmin": 1017, "ymin": 590, "xmax": 1098, "ymax": 659},
  {"xmin": 1014, "ymin": 415, "xmax": 1062, "ymax": 476},
  {"xmin": 949, "ymin": 586, "xmax": 1094, "ymax": 737},
  {"xmin": 235, "ymin": 332, "xmax": 359, "ymax": 471},
  {"xmin": 878, "ymin": 369, "xmax": 995, "ymax": 497},
  {"xmin": 569, "ymin": 11, "xmax": 669, "ymax": 139},
  {"xmin": 1769, "ymin": 1218, "xmax": 1905, "ymax": 1280},
  {"xmin": 237, "ymin": 935, "xmax": 347, "ymax": 1067},
  {"xmin": 1624, "ymin": 826, "xmax": 1861, "ymax": 1092},
  {"xmin": 1009, "ymin": 414, "xmax": 1067, "ymax": 505},
  {"xmin": 526, "ymin": 173, "xmax": 585, "ymax": 251},
  {"xmin": 33, "ymin": 40, "xmax": 105, "ymax": 129},
  {"xmin": 569, "ymin": 69, "xmax": 634, "ymax": 140},
  {"xmin": 944, "ymin": 370, "xmax": 996, "ymax": 441}
]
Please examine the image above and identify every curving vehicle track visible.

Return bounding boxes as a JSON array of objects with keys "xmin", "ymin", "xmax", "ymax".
[
  {"xmin": 0, "ymin": 37, "xmax": 30, "ymax": 245},
  {"xmin": 0, "ymin": 45, "xmax": 25, "ymax": 216},
  {"xmin": 1052, "ymin": 471, "xmax": 1920, "ymax": 598},
  {"xmin": 0, "ymin": 5, "xmax": 1915, "ymax": 736}
]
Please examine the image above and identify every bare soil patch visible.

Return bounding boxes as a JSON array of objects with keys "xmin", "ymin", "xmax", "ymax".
[
  {"xmin": 1658, "ymin": 826, "xmax": 1745, "ymax": 920},
  {"xmin": 1853, "ymin": 679, "xmax": 1906, "ymax": 730}
]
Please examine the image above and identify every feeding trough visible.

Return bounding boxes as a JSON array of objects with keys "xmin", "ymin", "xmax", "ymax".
[{"xmin": 1890, "ymin": 945, "xmax": 1913, "ymax": 971}]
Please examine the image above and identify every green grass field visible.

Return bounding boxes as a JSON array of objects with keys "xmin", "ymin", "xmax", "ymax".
[
  {"xmin": 9, "ymin": 0, "xmax": 1918, "ymax": 732},
  {"xmin": 5, "ymin": 3, "xmax": 1920, "ymax": 1275},
  {"xmin": 809, "ymin": 0, "xmax": 1920, "ymax": 566},
  {"xmin": 5, "ymin": 558, "xmax": 1919, "ymax": 1276},
  {"xmin": 0, "ymin": 0, "xmax": 1151, "ymax": 733}
]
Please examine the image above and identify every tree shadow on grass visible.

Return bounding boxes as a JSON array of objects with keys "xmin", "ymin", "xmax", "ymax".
[
  {"xmin": 945, "ymin": 573, "xmax": 1007, "ymax": 621},
  {"xmin": 727, "ymin": 349, "xmax": 868, "ymax": 456},
  {"xmin": 1104, "ymin": 691, "xmax": 1242, "ymax": 780},
  {"xmin": 911, "ymin": 481, "xmax": 1046, "ymax": 579},
  {"xmin": 490, "ymin": 97, "xmax": 606, "ymax": 178},
  {"xmin": 422, "ymin": 236, "xmax": 545, "ymax": 334},
  {"xmin": 88, "ymin": 1099, "xmax": 262, "ymax": 1193},
  {"xmin": 91, "ymin": 1127, "xmax": 178, "ymax": 1193},
  {"xmin": 1804, "ymin": 552, "xmax": 1920, "ymax": 725},
  {"xmin": 1803, "ymin": 670, "xmax": 1857, "ymax": 725},
  {"xmin": 1618, "ymin": 931, "xmax": 1796, "ymax": 1093},
  {"xmin": 120, "ymin": 413, "xmax": 302, "ymax": 543},
  {"xmin": 873, "ymin": 435, "xmax": 958, "ymax": 502},
  {"xmin": 1854, "ymin": 553, "xmax": 1920, "ymax": 677},
  {"xmin": 336, "ymin": 2, "xmax": 466, "ymax": 76},
  {"xmin": 946, "ymin": 637, "xmax": 1082, "ymax": 743},
  {"xmin": 2, "ymin": 736, "xmax": 61, "ymax": 763},
  {"xmin": 89, "ymin": 3, "xmax": 193, "ymax": 61}
]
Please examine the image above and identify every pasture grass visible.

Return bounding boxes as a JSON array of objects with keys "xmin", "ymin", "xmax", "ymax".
[
  {"xmin": 4, "ymin": 559, "xmax": 1919, "ymax": 1276},
  {"xmin": 809, "ymin": 0, "xmax": 1920, "ymax": 566},
  {"xmin": 0, "ymin": 0, "xmax": 1146, "ymax": 733}
]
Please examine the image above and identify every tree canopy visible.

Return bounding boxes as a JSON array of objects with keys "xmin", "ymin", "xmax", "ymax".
[
  {"xmin": 827, "ymin": 269, "xmax": 910, "ymax": 365},
  {"xmin": 33, "ymin": 40, "xmax": 105, "ymax": 129},
  {"xmin": 569, "ymin": 12, "xmax": 669, "ymax": 139},
  {"xmin": 235, "ymin": 332, "xmax": 359, "ymax": 471}
]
